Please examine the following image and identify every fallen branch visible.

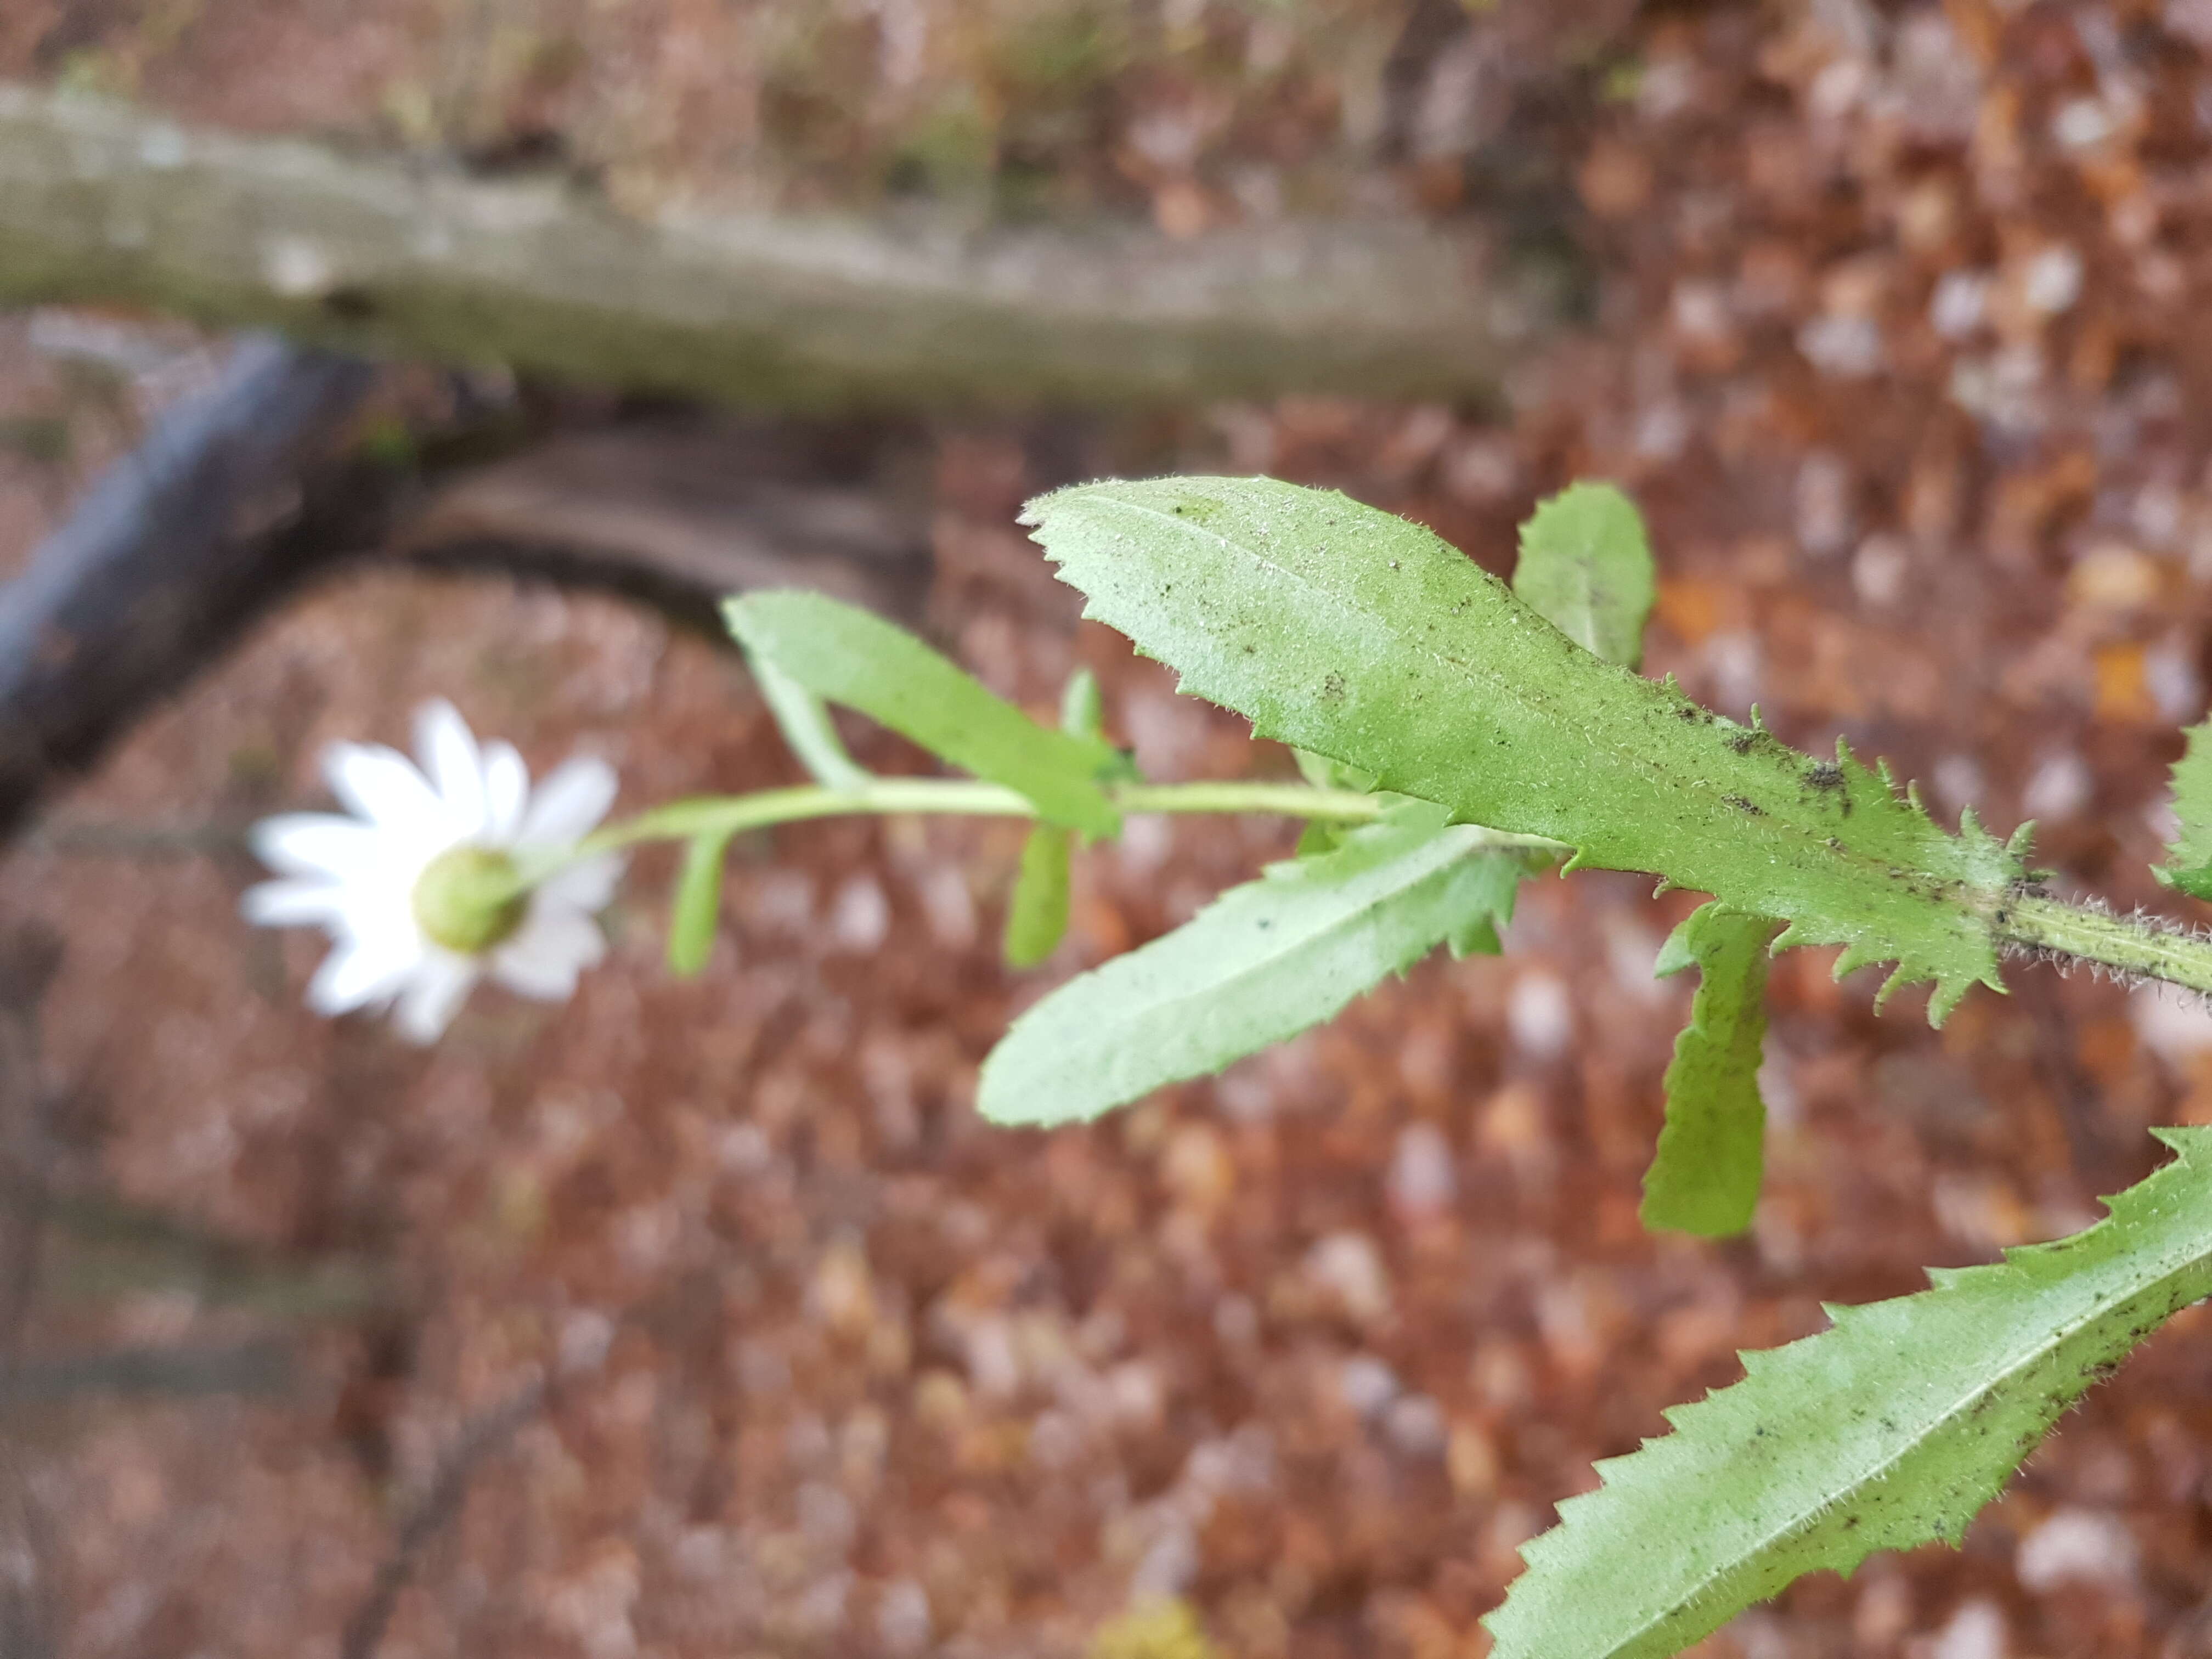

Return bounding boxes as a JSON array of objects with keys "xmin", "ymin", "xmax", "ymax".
[
  {"xmin": 0, "ymin": 82, "xmax": 1552, "ymax": 410},
  {"xmin": 338, "ymin": 1310, "xmax": 631, "ymax": 1659},
  {"xmin": 0, "ymin": 1340, "xmax": 292, "ymax": 1402},
  {"xmin": 337, "ymin": 1373, "xmax": 549, "ymax": 1659},
  {"xmin": 0, "ymin": 926, "xmax": 60, "ymax": 1659},
  {"xmin": 393, "ymin": 422, "xmax": 931, "ymax": 631},
  {"xmin": 0, "ymin": 336, "xmax": 377, "ymax": 838},
  {"xmin": 0, "ymin": 337, "xmax": 932, "ymax": 838}
]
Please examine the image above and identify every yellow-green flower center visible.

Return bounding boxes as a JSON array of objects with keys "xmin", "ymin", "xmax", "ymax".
[{"xmin": 411, "ymin": 845, "xmax": 528, "ymax": 954}]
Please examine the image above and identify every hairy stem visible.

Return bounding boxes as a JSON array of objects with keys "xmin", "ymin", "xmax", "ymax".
[
  {"xmin": 1993, "ymin": 891, "xmax": 2212, "ymax": 997},
  {"xmin": 523, "ymin": 783, "xmax": 2212, "ymax": 1006}
]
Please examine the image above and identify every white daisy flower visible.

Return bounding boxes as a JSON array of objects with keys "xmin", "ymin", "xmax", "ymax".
[{"xmin": 242, "ymin": 699, "xmax": 625, "ymax": 1043}]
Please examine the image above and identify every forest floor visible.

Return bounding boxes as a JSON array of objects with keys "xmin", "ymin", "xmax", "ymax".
[{"xmin": 9, "ymin": 2, "xmax": 2212, "ymax": 1656}]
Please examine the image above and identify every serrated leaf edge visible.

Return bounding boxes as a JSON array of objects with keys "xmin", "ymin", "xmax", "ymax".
[
  {"xmin": 1487, "ymin": 1127, "xmax": 2212, "ymax": 1658},
  {"xmin": 1023, "ymin": 484, "xmax": 2019, "ymax": 1025}
]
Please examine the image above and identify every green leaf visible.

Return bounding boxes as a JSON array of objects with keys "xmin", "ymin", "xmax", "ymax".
[
  {"xmin": 724, "ymin": 591, "xmax": 1122, "ymax": 838},
  {"xmin": 1289, "ymin": 749, "xmax": 1375, "ymax": 857},
  {"xmin": 668, "ymin": 830, "xmax": 735, "ymax": 977},
  {"xmin": 1640, "ymin": 903, "xmax": 1778, "ymax": 1237},
  {"xmin": 1293, "ymin": 746, "xmax": 1377, "ymax": 794},
  {"xmin": 1004, "ymin": 825, "xmax": 1073, "ymax": 967},
  {"xmin": 1511, "ymin": 481, "xmax": 1657, "ymax": 671},
  {"xmin": 1486, "ymin": 1128, "xmax": 2212, "ymax": 1659},
  {"xmin": 1023, "ymin": 476, "xmax": 2023, "ymax": 1023},
  {"xmin": 2157, "ymin": 718, "xmax": 2212, "ymax": 899},
  {"xmin": 978, "ymin": 799, "xmax": 1528, "ymax": 1126},
  {"xmin": 749, "ymin": 652, "xmax": 871, "ymax": 791},
  {"xmin": 1005, "ymin": 664, "xmax": 1114, "ymax": 967},
  {"xmin": 1510, "ymin": 487, "xmax": 1766, "ymax": 1237},
  {"xmin": 1060, "ymin": 665, "xmax": 1106, "ymax": 741}
]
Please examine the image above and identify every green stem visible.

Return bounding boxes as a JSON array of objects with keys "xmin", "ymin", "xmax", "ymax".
[
  {"xmin": 506, "ymin": 777, "xmax": 1562, "ymax": 891},
  {"xmin": 1993, "ymin": 892, "xmax": 2212, "ymax": 997},
  {"xmin": 514, "ymin": 776, "xmax": 2212, "ymax": 1004},
  {"xmin": 585, "ymin": 777, "xmax": 1404, "ymax": 856}
]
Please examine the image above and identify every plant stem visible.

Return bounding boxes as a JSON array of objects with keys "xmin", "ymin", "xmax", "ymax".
[
  {"xmin": 523, "ymin": 780, "xmax": 2212, "ymax": 1005},
  {"xmin": 585, "ymin": 778, "xmax": 1404, "ymax": 854},
  {"xmin": 507, "ymin": 777, "xmax": 1563, "ymax": 891},
  {"xmin": 1992, "ymin": 892, "xmax": 2212, "ymax": 997}
]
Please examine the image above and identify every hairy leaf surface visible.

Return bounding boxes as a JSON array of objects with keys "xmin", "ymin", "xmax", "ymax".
[
  {"xmin": 979, "ymin": 800, "xmax": 1526, "ymax": 1126},
  {"xmin": 1640, "ymin": 903, "xmax": 1776, "ymax": 1237},
  {"xmin": 1023, "ymin": 476, "xmax": 2021, "ymax": 1020},
  {"xmin": 1486, "ymin": 1128, "xmax": 2212, "ymax": 1659},
  {"xmin": 1511, "ymin": 481, "xmax": 1657, "ymax": 671},
  {"xmin": 725, "ymin": 592, "xmax": 1120, "ymax": 837},
  {"xmin": 2158, "ymin": 718, "xmax": 2212, "ymax": 899}
]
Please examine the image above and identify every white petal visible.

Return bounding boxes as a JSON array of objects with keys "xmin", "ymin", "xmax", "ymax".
[
  {"xmin": 241, "ymin": 878, "xmax": 351, "ymax": 927},
  {"xmin": 414, "ymin": 699, "xmax": 488, "ymax": 839},
  {"xmin": 482, "ymin": 741, "xmax": 530, "ymax": 844},
  {"xmin": 276, "ymin": 854, "xmax": 421, "ymax": 950},
  {"xmin": 391, "ymin": 952, "xmax": 480, "ymax": 1043},
  {"xmin": 490, "ymin": 907, "xmax": 605, "ymax": 1001},
  {"xmin": 517, "ymin": 756, "xmax": 618, "ymax": 848},
  {"xmin": 250, "ymin": 814, "xmax": 382, "ymax": 879},
  {"xmin": 304, "ymin": 934, "xmax": 421, "ymax": 1015},
  {"xmin": 537, "ymin": 853, "xmax": 625, "ymax": 913},
  {"xmin": 324, "ymin": 742, "xmax": 455, "ymax": 849}
]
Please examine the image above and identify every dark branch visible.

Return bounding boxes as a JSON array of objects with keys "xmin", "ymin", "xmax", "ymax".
[
  {"xmin": 0, "ymin": 336, "xmax": 375, "ymax": 838},
  {"xmin": 0, "ymin": 344, "xmax": 933, "ymax": 840}
]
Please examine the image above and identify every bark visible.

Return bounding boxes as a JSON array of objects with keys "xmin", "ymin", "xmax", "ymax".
[
  {"xmin": 0, "ymin": 82, "xmax": 1553, "ymax": 410},
  {"xmin": 396, "ymin": 423, "xmax": 932, "ymax": 632}
]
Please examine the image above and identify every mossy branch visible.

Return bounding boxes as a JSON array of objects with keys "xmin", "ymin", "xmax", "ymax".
[{"xmin": 0, "ymin": 83, "xmax": 1555, "ymax": 411}]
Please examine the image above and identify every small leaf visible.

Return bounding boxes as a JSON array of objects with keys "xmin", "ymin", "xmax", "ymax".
[
  {"xmin": 1486, "ymin": 1128, "xmax": 2212, "ymax": 1659},
  {"xmin": 2158, "ymin": 718, "xmax": 2212, "ymax": 899},
  {"xmin": 979, "ymin": 800, "xmax": 1530, "ymax": 1126},
  {"xmin": 668, "ymin": 830, "xmax": 734, "ymax": 977},
  {"xmin": 1061, "ymin": 665, "xmax": 1106, "ymax": 741},
  {"xmin": 724, "ymin": 591, "xmax": 1121, "ymax": 837},
  {"xmin": 1054, "ymin": 664, "xmax": 1141, "ymax": 786},
  {"xmin": 1006, "ymin": 664, "xmax": 1113, "ymax": 967},
  {"xmin": 1005, "ymin": 826, "xmax": 1073, "ymax": 967},
  {"xmin": 1024, "ymin": 476, "xmax": 2021, "ymax": 1023},
  {"xmin": 1293, "ymin": 746, "xmax": 1378, "ymax": 794},
  {"xmin": 1511, "ymin": 481, "xmax": 1657, "ymax": 670},
  {"xmin": 1641, "ymin": 902, "xmax": 1778, "ymax": 1237},
  {"xmin": 749, "ymin": 653, "xmax": 871, "ymax": 790}
]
